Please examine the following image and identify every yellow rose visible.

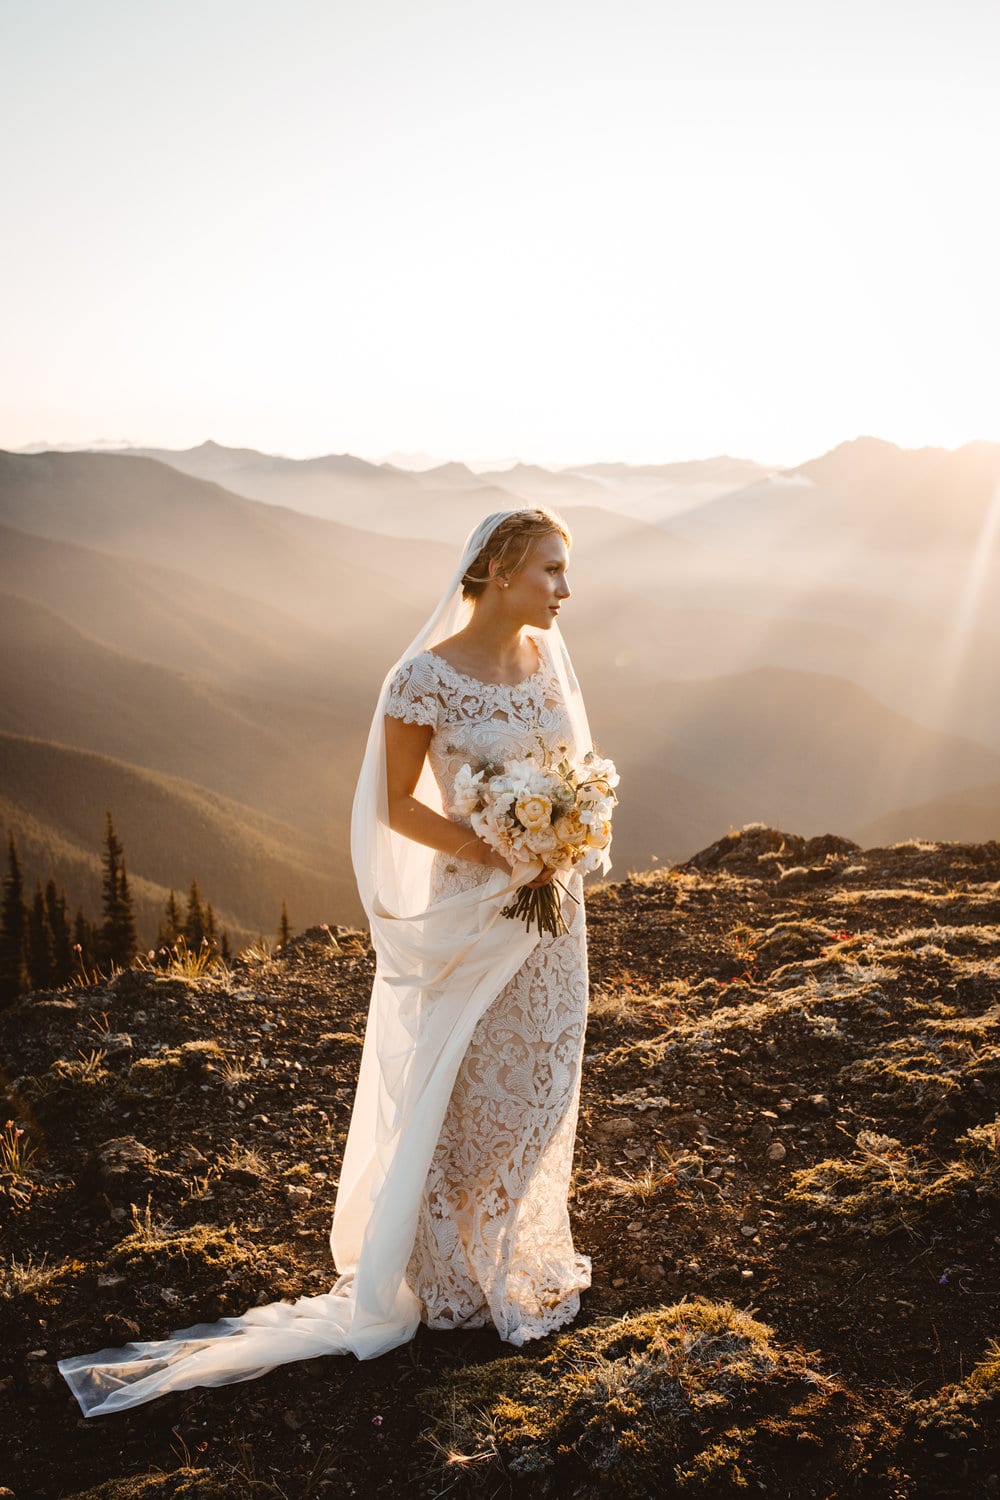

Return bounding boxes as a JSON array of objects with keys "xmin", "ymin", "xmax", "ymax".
[
  {"xmin": 515, "ymin": 793, "xmax": 552, "ymax": 832},
  {"xmin": 554, "ymin": 808, "xmax": 587, "ymax": 844}
]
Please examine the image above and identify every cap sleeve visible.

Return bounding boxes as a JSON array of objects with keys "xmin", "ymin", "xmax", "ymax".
[{"xmin": 384, "ymin": 653, "xmax": 440, "ymax": 729}]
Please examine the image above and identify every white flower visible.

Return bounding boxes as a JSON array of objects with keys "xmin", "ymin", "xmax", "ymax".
[
  {"xmin": 526, "ymin": 824, "xmax": 559, "ymax": 856},
  {"xmin": 585, "ymin": 819, "xmax": 612, "ymax": 850},
  {"xmin": 580, "ymin": 754, "xmax": 619, "ymax": 792},
  {"xmin": 452, "ymin": 763, "xmax": 485, "ymax": 817}
]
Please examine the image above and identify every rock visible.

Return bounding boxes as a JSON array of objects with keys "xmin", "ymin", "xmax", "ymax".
[
  {"xmin": 740, "ymin": 1225, "xmax": 759, "ymax": 1238},
  {"xmin": 103, "ymin": 1314, "xmax": 141, "ymax": 1341},
  {"xmin": 768, "ymin": 1141, "xmax": 787, "ymax": 1162},
  {"xmin": 100, "ymin": 1032, "xmax": 134, "ymax": 1057},
  {"xmin": 809, "ymin": 1094, "xmax": 831, "ymax": 1114},
  {"xmin": 28, "ymin": 997, "xmax": 78, "ymax": 1015},
  {"xmin": 86, "ymin": 1136, "xmax": 157, "ymax": 1201},
  {"xmin": 592, "ymin": 1115, "xmax": 637, "ymax": 1142},
  {"xmin": 285, "ymin": 1184, "xmax": 312, "ymax": 1205}
]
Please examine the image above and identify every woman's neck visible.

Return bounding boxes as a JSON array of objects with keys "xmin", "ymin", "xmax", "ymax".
[{"xmin": 433, "ymin": 611, "xmax": 539, "ymax": 684}]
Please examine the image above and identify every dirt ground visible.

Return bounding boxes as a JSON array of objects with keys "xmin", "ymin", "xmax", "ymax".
[{"xmin": 2, "ymin": 824, "xmax": 999, "ymax": 1498}]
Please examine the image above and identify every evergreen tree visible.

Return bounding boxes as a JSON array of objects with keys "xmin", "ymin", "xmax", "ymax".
[
  {"xmin": 26, "ymin": 882, "xmax": 55, "ymax": 991},
  {"xmin": 97, "ymin": 815, "xmax": 139, "ymax": 970},
  {"xmin": 45, "ymin": 879, "xmax": 74, "ymax": 986},
  {"xmin": 155, "ymin": 889, "xmax": 182, "ymax": 963},
  {"xmin": 72, "ymin": 908, "xmax": 96, "ymax": 979},
  {"xmin": 220, "ymin": 928, "xmax": 232, "ymax": 964},
  {"xmin": 116, "ymin": 856, "xmax": 139, "ymax": 966},
  {"xmin": 184, "ymin": 878, "xmax": 207, "ymax": 950},
  {"xmin": 0, "ymin": 832, "xmax": 29, "ymax": 1006},
  {"xmin": 204, "ymin": 900, "xmax": 218, "ymax": 953},
  {"xmin": 278, "ymin": 899, "xmax": 291, "ymax": 948}
]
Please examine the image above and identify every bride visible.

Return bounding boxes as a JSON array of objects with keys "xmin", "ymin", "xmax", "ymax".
[{"xmin": 58, "ymin": 506, "xmax": 611, "ymax": 1417}]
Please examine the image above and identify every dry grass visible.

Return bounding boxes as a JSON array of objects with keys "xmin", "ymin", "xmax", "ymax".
[
  {"xmin": 0, "ymin": 1251, "xmax": 87, "ymax": 1299},
  {"xmin": 785, "ymin": 1117, "xmax": 1000, "ymax": 1235},
  {"xmin": 218, "ymin": 1054, "xmax": 252, "ymax": 1085},
  {"xmin": 109, "ymin": 1195, "xmax": 247, "ymax": 1273},
  {"xmin": 0, "ymin": 1118, "xmax": 38, "ymax": 1177},
  {"xmin": 239, "ymin": 940, "xmax": 275, "ymax": 965},
  {"xmin": 837, "ymin": 1026, "xmax": 1000, "ymax": 1111}
]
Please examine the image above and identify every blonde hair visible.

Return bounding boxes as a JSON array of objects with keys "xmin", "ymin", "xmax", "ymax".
[{"xmin": 461, "ymin": 508, "xmax": 572, "ymax": 600}]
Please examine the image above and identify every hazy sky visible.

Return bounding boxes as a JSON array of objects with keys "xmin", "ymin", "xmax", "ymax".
[{"xmin": 3, "ymin": 0, "xmax": 998, "ymax": 469}]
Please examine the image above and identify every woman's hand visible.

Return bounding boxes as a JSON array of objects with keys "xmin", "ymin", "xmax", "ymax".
[
  {"xmin": 468, "ymin": 841, "xmax": 554, "ymax": 887},
  {"xmin": 465, "ymin": 837, "xmax": 554, "ymax": 888},
  {"xmin": 469, "ymin": 840, "xmax": 513, "ymax": 875}
]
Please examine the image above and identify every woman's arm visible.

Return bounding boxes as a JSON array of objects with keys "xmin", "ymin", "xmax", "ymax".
[{"xmin": 384, "ymin": 714, "xmax": 509, "ymax": 870}]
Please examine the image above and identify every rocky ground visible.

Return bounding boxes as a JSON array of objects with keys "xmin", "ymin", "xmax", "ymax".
[{"xmin": 2, "ymin": 824, "xmax": 1000, "ymax": 1498}]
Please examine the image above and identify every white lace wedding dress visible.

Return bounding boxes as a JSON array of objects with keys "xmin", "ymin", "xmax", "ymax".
[{"xmin": 385, "ymin": 632, "xmax": 592, "ymax": 1341}]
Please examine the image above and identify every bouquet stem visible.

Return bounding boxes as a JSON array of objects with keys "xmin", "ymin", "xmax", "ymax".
[{"xmin": 501, "ymin": 880, "xmax": 569, "ymax": 939}]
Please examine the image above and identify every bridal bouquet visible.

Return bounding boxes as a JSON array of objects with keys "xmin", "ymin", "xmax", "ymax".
[{"xmin": 451, "ymin": 740, "xmax": 619, "ymax": 939}]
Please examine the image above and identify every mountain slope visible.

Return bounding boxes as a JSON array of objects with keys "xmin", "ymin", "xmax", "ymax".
[
  {"xmin": 0, "ymin": 591, "xmax": 364, "ymax": 835},
  {"xmin": 0, "ymin": 449, "xmax": 444, "ymax": 645},
  {"xmin": 0, "ymin": 730, "xmax": 360, "ymax": 938},
  {"xmin": 854, "ymin": 781, "xmax": 1000, "ymax": 846},
  {"xmin": 0, "ymin": 520, "xmax": 351, "ymax": 689},
  {"xmin": 600, "ymin": 661, "xmax": 1000, "ymax": 869}
]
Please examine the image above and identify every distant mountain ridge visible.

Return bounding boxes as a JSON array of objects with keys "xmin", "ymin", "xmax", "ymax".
[{"xmin": 3, "ymin": 437, "xmax": 999, "ymax": 945}]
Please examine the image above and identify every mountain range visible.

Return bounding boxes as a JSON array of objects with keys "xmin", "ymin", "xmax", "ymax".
[{"xmin": 2, "ymin": 435, "xmax": 998, "ymax": 942}]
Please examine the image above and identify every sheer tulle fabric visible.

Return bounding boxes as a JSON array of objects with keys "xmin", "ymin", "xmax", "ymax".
[{"xmin": 58, "ymin": 510, "xmax": 606, "ymax": 1417}]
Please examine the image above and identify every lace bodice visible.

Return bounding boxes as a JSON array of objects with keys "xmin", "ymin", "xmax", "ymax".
[{"xmin": 384, "ymin": 631, "xmax": 576, "ymax": 823}]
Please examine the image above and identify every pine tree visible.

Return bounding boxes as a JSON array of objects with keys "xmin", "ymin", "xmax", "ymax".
[
  {"xmin": 72, "ymin": 908, "xmax": 95, "ymax": 979},
  {"xmin": 204, "ymin": 900, "xmax": 218, "ymax": 953},
  {"xmin": 156, "ymin": 889, "xmax": 182, "ymax": 962},
  {"xmin": 278, "ymin": 899, "xmax": 291, "ymax": 948},
  {"xmin": 0, "ymin": 832, "xmax": 29, "ymax": 1007},
  {"xmin": 45, "ymin": 879, "xmax": 74, "ymax": 986},
  {"xmin": 116, "ymin": 856, "xmax": 139, "ymax": 966},
  {"xmin": 184, "ymin": 878, "xmax": 207, "ymax": 951},
  {"xmin": 220, "ymin": 929, "xmax": 232, "ymax": 963},
  {"xmin": 26, "ymin": 882, "xmax": 55, "ymax": 991},
  {"xmin": 96, "ymin": 815, "xmax": 139, "ymax": 970}
]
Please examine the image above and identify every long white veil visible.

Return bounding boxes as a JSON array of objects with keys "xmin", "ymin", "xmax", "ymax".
[{"xmin": 58, "ymin": 509, "xmax": 604, "ymax": 1417}]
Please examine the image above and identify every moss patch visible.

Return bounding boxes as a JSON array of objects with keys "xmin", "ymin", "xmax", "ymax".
[
  {"xmin": 785, "ymin": 1117, "xmax": 1000, "ymax": 1234},
  {"xmin": 66, "ymin": 1466, "xmax": 269, "ymax": 1499},
  {"xmin": 418, "ymin": 1298, "xmax": 849, "ymax": 1496}
]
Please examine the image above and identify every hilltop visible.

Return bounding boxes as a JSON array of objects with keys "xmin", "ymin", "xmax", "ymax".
[{"xmin": 2, "ymin": 826, "xmax": 1000, "ymax": 1497}]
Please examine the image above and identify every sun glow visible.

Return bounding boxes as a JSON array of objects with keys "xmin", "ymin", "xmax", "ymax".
[{"xmin": 1, "ymin": 2, "xmax": 999, "ymax": 465}]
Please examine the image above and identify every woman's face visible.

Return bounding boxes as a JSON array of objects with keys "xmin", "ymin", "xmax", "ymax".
[{"xmin": 496, "ymin": 530, "xmax": 571, "ymax": 629}]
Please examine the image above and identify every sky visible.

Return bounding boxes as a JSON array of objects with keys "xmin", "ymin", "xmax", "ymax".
[{"xmin": 2, "ymin": 0, "xmax": 999, "ymax": 470}]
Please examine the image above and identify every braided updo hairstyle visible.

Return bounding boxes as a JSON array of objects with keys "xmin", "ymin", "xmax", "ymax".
[{"xmin": 461, "ymin": 507, "xmax": 572, "ymax": 600}]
